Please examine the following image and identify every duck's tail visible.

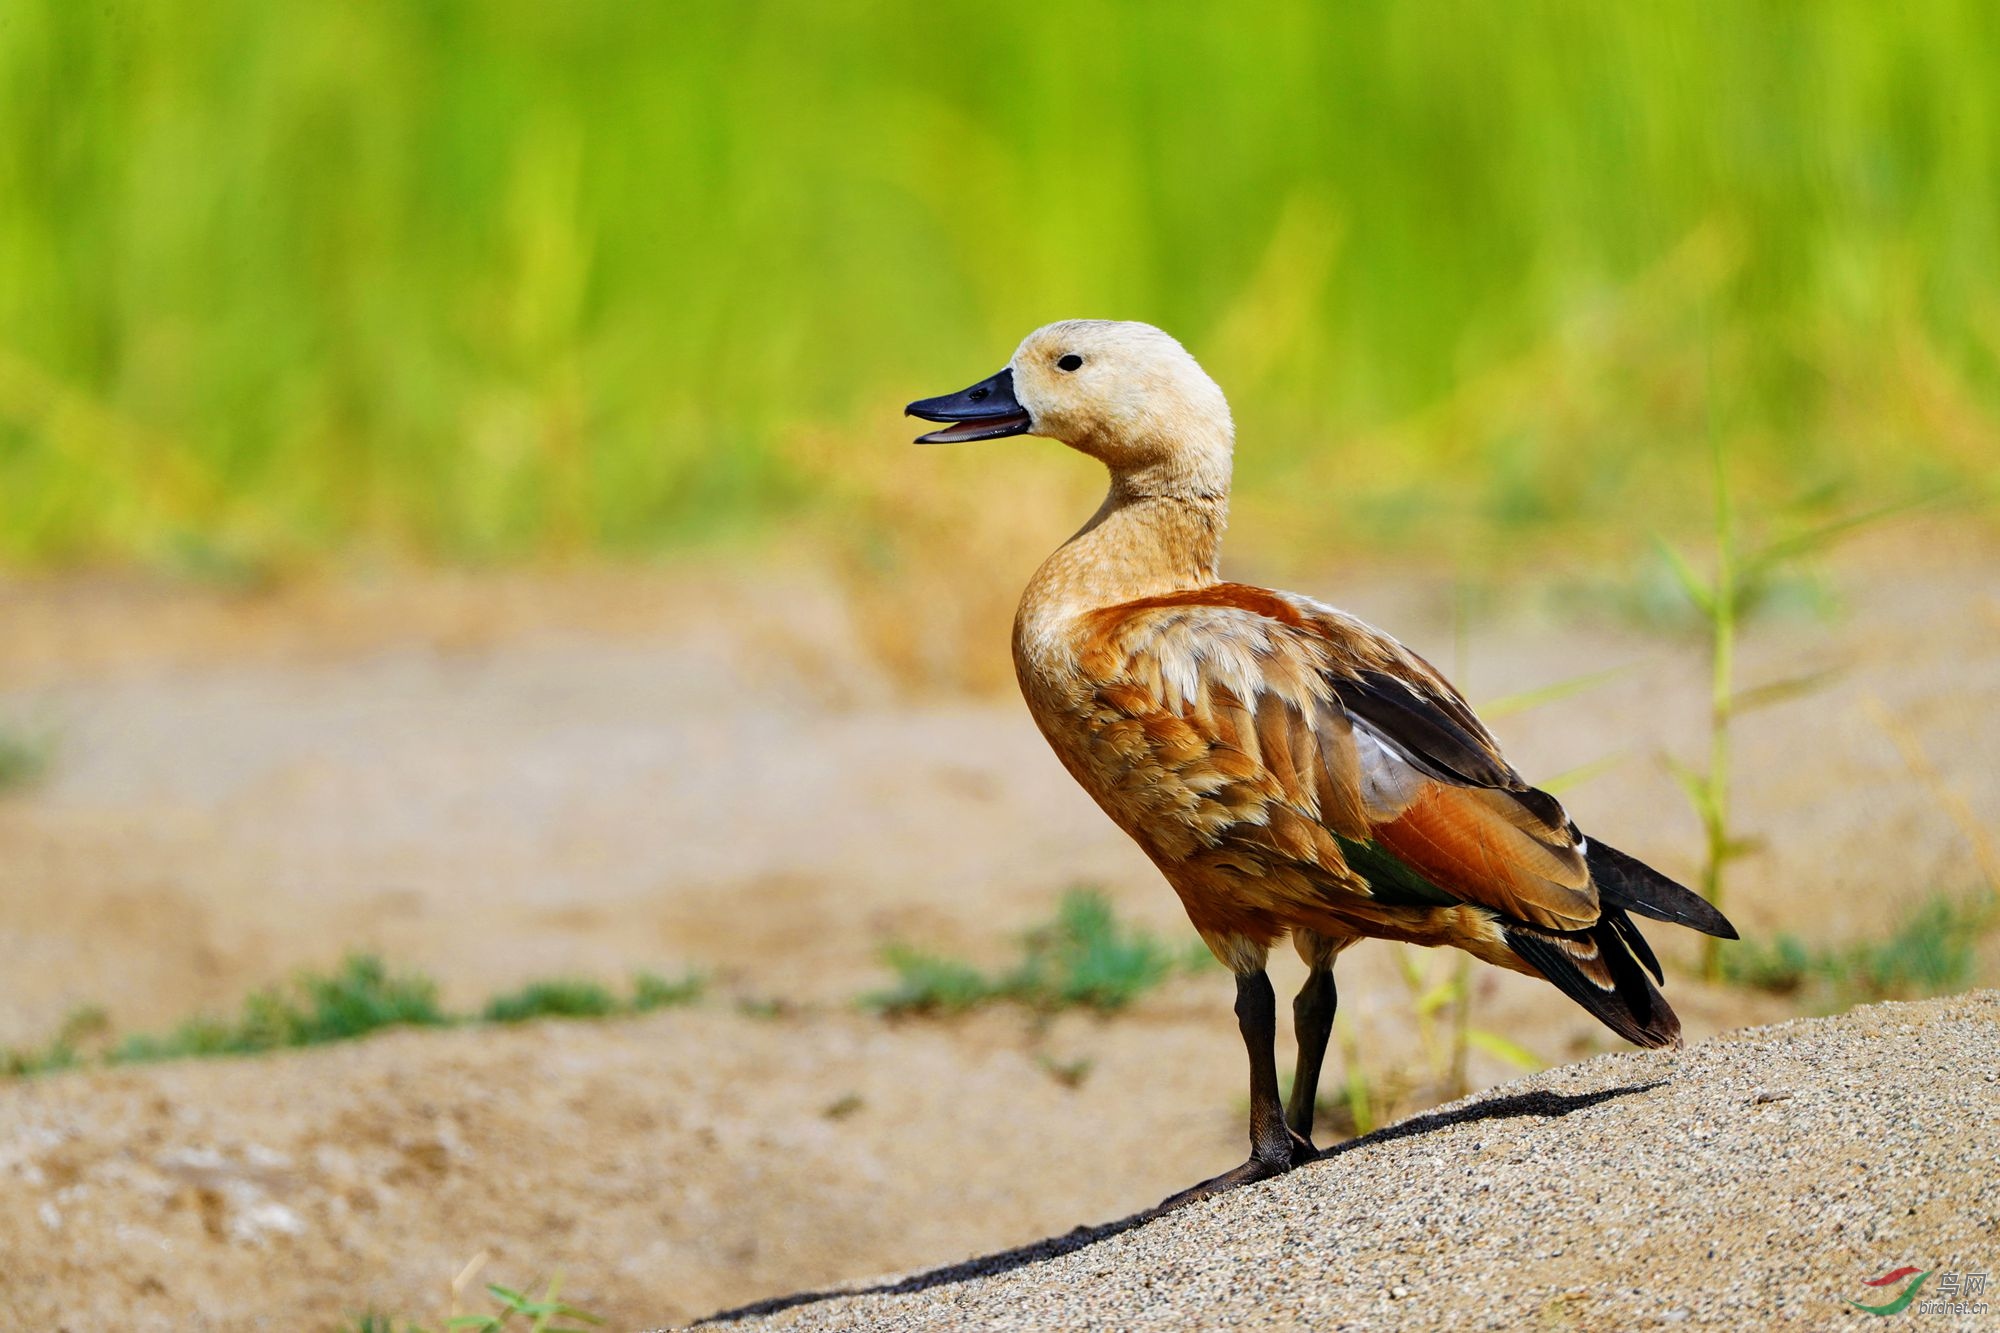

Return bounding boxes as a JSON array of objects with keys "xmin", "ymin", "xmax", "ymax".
[
  {"xmin": 1499, "ymin": 838, "xmax": 1735, "ymax": 1050},
  {"xmin": 1584, "ymin": 837, "xmax": 1738, "ymax": 939},
  {"xmin": 1503, "ymin": 911, "xmax": 1682, "ymax": 1049}
]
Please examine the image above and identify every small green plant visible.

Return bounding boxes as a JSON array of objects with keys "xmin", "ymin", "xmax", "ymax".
[
  {"xmin": 0, "ymin": 1005, "xmax": 108, "ymax": 1076},
  {"xmin": 481, "ymin": 980, "xmax": 618, "ymax": 1024},
  {"xmin": 866, "ymin": 946, "xmax": 999, "ymax": 1016},
  {"xmin": 112, "ymin": 1016, "xmax": 248, "ymax": 1064},
  {"xmin": 347, "ymin": 1316, "xmax": 424, "ymax": 1333},
  {"xmin": 1719, "ymin": 934, "xmax": 1819, "ymax": 994},
  {"xmin": 344, "ymin": 1277, "xmax": 603, "ymax": 1333},
  {"xmin": 1655, "ymin": 407, "xmax": 1927, "ymax": 980},
  {"xmin": 1390, "ymin": 947, "xmax": 1542, "ymax": 1096},
  {"xmin": 8, "ymin": 955, "xmax": 712, "ymax": 1078},
  {"xmin": 1009, "ymin": 889, "xmax": 1197, "ymax": 1012},
  {"xmin": 287, "ymin": 956, "xmax": 451, "ymax": 1043},
  {"xmin": 482, "ymin": 969, "xmax": 705, "ymax": 1023},
  {"xmin": 1, "ymin": 1038, "xmax": 75, "ymax": 1077},
  {"xmin": 1722, "ymin": 889, "xmax": 1996, "ymax": 1005},
  {"xmin": 450, "ymin": 1279, "xmax": 602, "ymax": 1333},
  {"xmin": 0, "ymin": 1043, "xmax": 74, "ymax": 1078},
  {"xmin": 115, "ymin": 956, "xmax": 449, "ymax": 1063},
  {"xmin": 0, "ymin": 722, "xmax": 54, "ymax": 793},
  {"xmin": 630, "ymin": 969, "xmax": 705, "ymax": 1012},
  {"xmin": 863, "ymin": 887, "xmax": 1210, "ymax": 1017}
]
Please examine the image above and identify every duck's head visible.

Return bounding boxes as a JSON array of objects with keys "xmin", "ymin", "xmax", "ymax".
[{"xmin": 906, "ymin": 320, "xmax": 1233, "ymax": 483}]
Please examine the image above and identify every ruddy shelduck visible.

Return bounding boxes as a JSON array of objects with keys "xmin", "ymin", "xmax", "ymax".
[{"xmin": 907, "ymin": 319, "xmax": 1737, "ymax": 1208}]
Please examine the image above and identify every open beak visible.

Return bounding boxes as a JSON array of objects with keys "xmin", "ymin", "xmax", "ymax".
[{"xmin": 905, "ymin": 367, "xmax": 1032, "ymax": 444}]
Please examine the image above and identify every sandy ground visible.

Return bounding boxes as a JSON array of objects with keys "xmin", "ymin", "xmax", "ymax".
[
  {"xmin": 712, "ymin": 991, "xmax": 2000, "ymax": 1332},
  {"xmin": 0, "ymin": 520, "xmax": 1995, "ymax": 1328}
]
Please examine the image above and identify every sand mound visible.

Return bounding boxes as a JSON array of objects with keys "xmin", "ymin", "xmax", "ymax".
[{"xmin": 696, "ymin": 991, "xmax": 1998, "ymax": 1332}]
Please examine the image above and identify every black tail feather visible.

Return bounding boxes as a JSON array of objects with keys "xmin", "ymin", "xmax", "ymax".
[
  {"xmin": 1504, "ymin": 912, "xmax": 1681, "ymax": 1049},
  {"xmin": 1604, "ymin": 907, "xmax": 1664, "ymax": 984},
  {"xmin": 1585, "ymin": 838, "xmax": 1738, "ymax": 940}
]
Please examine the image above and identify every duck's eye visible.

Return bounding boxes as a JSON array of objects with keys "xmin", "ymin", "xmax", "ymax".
[{"xmin": 1056, "ymin": 353, "xmax": 1084, "ymax": 372}]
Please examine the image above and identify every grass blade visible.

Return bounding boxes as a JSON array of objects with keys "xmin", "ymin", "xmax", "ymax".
[
  {"xmin": 1731, "ymin": 668, "xmax": 1841, "ymax": 714},
  {"xmin": 1653, "ymin": 538, "xmax": 1716, "ymax": 618},
  {"xmin": 1747, "ymin": 492, "xmax": 1948, "ymax": 571},
  {"xmin": 1477, "ymin": 664, "xmax": 1634, "ymax": 720},
  {"xmin": 1535, "ymin": 750, "xmax": 1628, "ymax": 795},
  {"xmin": 1465, "ymin": 1028, "xmax": 1543, "ymax": 1071}
]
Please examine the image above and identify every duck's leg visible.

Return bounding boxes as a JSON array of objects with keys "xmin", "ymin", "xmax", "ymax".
[
  {"xmin": 1285, "ymin": 964, "xmax": 1338, "ymax": 1141},
  {"xmin": 1159, "ymin": 968, "xmax": 1316, "ymax": 1210}
]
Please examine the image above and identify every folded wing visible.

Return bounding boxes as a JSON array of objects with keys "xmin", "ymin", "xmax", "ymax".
[
  {"xmin": 1074, "ymin": 583, "xmax": 1723, "ymax": 1049},
  {"xmin": 1078, "ymin": 584, "xmax": 1598, "ymax": 932}
]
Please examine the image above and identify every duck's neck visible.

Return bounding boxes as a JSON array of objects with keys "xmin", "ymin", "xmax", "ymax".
[{"xmin": 1019, "ymin": 454, "xmax": 1230, "ymax": 628}]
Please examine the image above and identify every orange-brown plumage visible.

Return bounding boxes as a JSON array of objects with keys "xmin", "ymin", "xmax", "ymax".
[
  {"xmin": 1375, "ymin": 784, "xmax": 1596, "ymax": 930},
  {"xmin": 1036, "ymin": 578, "xmax": 1607, "ymax": 962},
  {"xmin": 910, "ymin": 319, "xmax": 1735, "ymax": 1205}
]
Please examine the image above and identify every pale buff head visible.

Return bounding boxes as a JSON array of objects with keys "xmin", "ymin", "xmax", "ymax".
[{"xmin": 907, "ymin": 319, "xmax": 1234, "ymax": 498}]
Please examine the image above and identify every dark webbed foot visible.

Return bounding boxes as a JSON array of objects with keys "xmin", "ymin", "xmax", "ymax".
[{"xmin": 1158, "ymin": 1128, "xmax": 1318, "ymax": 1211}]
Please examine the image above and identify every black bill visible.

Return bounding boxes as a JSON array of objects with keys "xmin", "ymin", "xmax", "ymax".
[{"xmin": 905, "ymin": 367, "xmax": 1032, "ymax": 443}]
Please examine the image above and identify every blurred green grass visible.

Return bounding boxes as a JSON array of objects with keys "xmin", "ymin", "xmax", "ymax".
[{"xmin": 0, "ymin": 1, "xmax": 1995, "ymax": 570}]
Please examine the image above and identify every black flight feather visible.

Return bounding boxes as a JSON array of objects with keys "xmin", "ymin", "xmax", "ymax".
[
  {"xmin": 1584, "ymin": 837, "xmax": 1738, "ymax": 939},
  {"xmin": 1504, "ymin": 918, "xmax": 1681, "ymax": 1050}
]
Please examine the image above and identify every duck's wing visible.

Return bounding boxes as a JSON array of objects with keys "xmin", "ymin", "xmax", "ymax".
[
  {"xmin": 1078, "ymin": 583, "xmax": 1598, "ymax": 934},
  {"xmin": 1080, "ymin": 583, "xmax": 1708, "ymax": 1047},
  {"xmin": 1301, "ymin": 603, "xmax": 1732, "ymax": 942}
]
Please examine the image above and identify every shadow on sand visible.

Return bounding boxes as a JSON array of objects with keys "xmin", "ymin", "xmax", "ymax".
[{"xmin": 688, "ymin": 1078, "xmax": 1662, "ymax": 1326}]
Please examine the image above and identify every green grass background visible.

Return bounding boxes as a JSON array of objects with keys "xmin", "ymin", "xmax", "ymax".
[{"xmin": 1, "ymin": 0, "xmax": 1995, "ymax": 569}]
